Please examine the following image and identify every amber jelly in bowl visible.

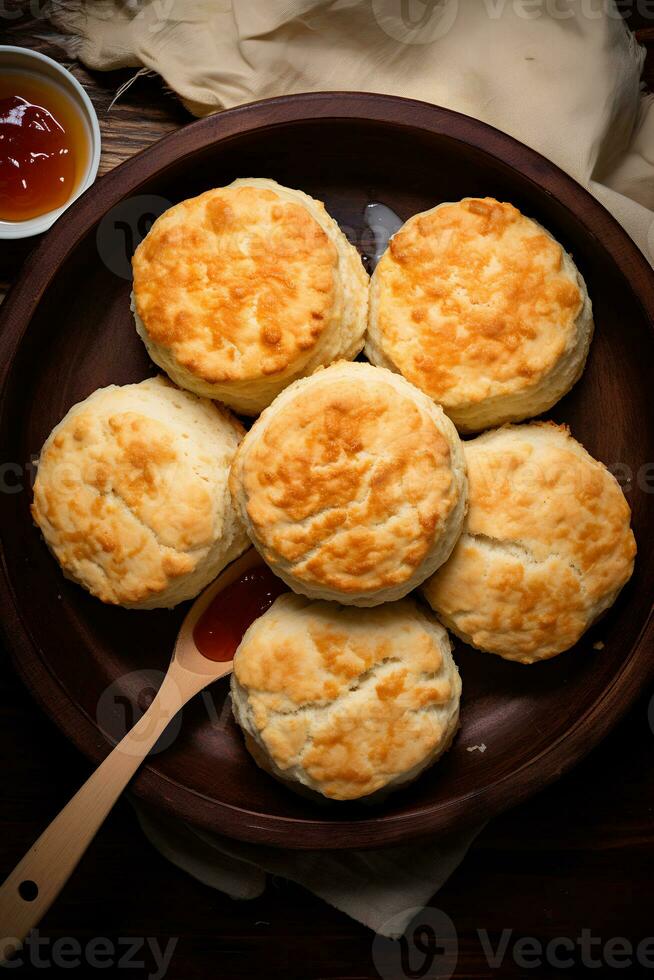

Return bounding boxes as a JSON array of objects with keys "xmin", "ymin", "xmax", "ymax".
[{"xmin": 0, "ymin": 46, "xmax": 101, "ymax": 239}]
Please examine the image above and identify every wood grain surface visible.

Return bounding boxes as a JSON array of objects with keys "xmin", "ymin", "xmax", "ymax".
[{"xmin": 1, "ymin": 5, "xmax": 654, "ymax": 979}]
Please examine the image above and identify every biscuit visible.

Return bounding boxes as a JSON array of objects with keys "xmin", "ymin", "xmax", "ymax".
[
  {"xmin": 229, "ymin": 361, "xmax": 468, "ymax": 605},
  {"xmin": 422, "ymin": 423, "xmax": 636, "ymax": 663},
  {"xmin": 366, "ymin": 197, "xmax": 593, "ymax": 433},
  {"xmin": 231, "ymin": 594, "xmax": 462, "ymax": 801},
  {"xmin": 32, "ymin": 376, "xmax": 249, "ymax": 609},
  {"xmin": 132, "ymin": 178, "xmax": 369, "ymax": 415}
]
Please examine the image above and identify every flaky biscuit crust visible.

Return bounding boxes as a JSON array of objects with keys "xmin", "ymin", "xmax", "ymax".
[
  {"xmin": 230, "ymin": 362, "xmax": 468, "ymax": 605},
  {"xmin": 231, "ymin": 595, "xmax": 461, "ymax": 800},
  {"xmin": 32, "ymin": 377, "xmax": 248, "ymax": 608},
  {"xmin": 132, "ymin": 179, "xmax": 368, "ymax": 414},
  {"xmin": 422, "ymin": 423, "xmax": 636, "ymax": 662},
  {"xmin": 366, "ymin": 198, "xmax": 593, "ymax": 432}
]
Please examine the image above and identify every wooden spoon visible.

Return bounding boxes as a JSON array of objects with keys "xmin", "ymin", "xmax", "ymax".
[{"xmin": 0, "ymin": 548, "xmax": 263, "ymax": 956}]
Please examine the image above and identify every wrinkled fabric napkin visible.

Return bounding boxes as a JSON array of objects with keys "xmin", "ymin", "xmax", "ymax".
[
  {"xmin": 48, "ymin": 0, "xmax": 654, "ymax": 937},
  {"xmin": 132, "ymin": 799, "xmax": 485, "ymax": 937},
  {"xmin": 49, "ymin": 0, "xmax": 654, "ymax": 262}
]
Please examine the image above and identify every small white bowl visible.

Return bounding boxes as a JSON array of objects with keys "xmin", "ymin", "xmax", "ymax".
[{"xmin": 0, "ymin": 46, "xmax": 101, "ymax": 240}]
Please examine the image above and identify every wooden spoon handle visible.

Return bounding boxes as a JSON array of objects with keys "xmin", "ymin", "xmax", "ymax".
[{"xmin": 0, "ymin": 665, "xmax": 207, "ymax": 956}]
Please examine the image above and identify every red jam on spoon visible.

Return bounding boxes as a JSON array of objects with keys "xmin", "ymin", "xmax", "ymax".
[{"xmin": 193, "ymin": 564, "xmax": 289, "ymax": 662}]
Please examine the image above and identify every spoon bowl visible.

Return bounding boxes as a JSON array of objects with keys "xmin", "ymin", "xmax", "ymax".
[{"xmin": 173, "ymin": 548, "xmax": 263, "ymax": 675}]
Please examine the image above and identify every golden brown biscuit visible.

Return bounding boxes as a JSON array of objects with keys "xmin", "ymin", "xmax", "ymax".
[
  {"xmin": 132, "ymin": 178, "xmax": 369, "ymax": 415},
  {"xmin": 366, "ymin": 197, "xmax": 593, "ymax": 433},
  {"xmin": 422, "ymin": 423, "xmax": 636, "ymax": 663},
  {"xmin": 229, "ymin": 361, "xmax": 468, "ymax": 605},
  {"xmin": 231, "ymin": 594, "xmax": 461, "ymax": 801},
  {"xmin": 32, "ymin": 376, "xmax": 248, "ymax": 609}
]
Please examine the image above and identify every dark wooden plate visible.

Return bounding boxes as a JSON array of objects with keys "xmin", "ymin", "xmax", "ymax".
[{"xmin": 1, "ymin": 94, "xmax": 653, "ymax": 849}]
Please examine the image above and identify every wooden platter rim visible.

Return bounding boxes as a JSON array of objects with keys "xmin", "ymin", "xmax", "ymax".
[{"xmin": 1, "ymin": 92, "xmax": 653, "ymax": 849}]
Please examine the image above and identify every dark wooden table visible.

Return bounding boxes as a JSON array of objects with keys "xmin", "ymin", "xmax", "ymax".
[{"xmin": 2, "ymin": 6, "xmax": 653, "ymax": 979}]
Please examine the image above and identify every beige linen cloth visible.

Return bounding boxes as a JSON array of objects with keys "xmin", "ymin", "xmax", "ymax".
[
  {"xmin": 48, "ymin": 0, "xmax": 654, "ymax": 937},
  {"xmin": 49, "ymin": 0, "xmax": 654, "ymax": 261}
]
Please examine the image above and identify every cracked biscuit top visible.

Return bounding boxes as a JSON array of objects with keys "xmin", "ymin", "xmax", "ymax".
[
  {"xmin": 422, "ymin": 422, "xmax": 636, "ymax": 663},
  {"xmin": 133, "ymin": 183, "xmax": 338, "ymax": 384},
  {"xmin": 229, "ymin": 361, "xmax": 468, "ymax": 605},
  {"xmin": 131, "ymin": 179, "xmax": 369, "ymax": 414},
  {"xmin": 31, "ymin": 376, "xmax": 248, "ymax": 609},
  {"xmin": 231, "ymin": 594, "xmax": 462, "ymax": 800},
  {"xmin": 366, "ymin": 197, "xmax": 593, "ymax": 432}
]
